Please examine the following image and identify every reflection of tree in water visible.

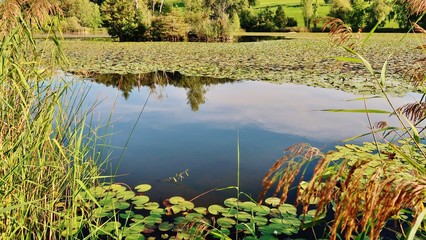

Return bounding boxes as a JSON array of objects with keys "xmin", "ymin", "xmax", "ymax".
[{"xmin": 87, "ymin": 71, "xmax": 237, "ymax": 111}]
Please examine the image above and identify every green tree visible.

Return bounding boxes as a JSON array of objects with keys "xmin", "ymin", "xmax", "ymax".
[
  {"xmin": 349, "ymin": 0, "xmax": 367, "ymax": 31},
  {"xmin": 364, "ymin": 0, "xmax": 392, "ymax": 29},
  {"xmin": 301, "ymin": 0, "xmax": 313, "ymax": 28},
  {"xmin": 151, "ymin": 9, "xmax": 190, "ymax": 41},
  {"xmin": 391, "ymin": 1, "xmax": 426, "ymax": 30},
  {"xmin": 183, "ymin": 0, "xmax": 244, "ymax": 41},
  {"xmin": 100, "ymin": 0, "xmax": 151, "ymax": 41},
  {"xmin": 273, "ymin": 5, "xmax": 287, "ymax": 30},
  {"xmin": 69, "ymin": 0, "xmax": 102, "ymax": 28},
  {"xmin": 328, "ymin": 0, "xmax": 352, "ymax": 23}
]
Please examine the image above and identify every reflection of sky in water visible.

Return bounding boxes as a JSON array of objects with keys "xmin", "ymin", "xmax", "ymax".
[{"xmin": 71, "ymin": 74, "xmax": 421, "ymax": 205}]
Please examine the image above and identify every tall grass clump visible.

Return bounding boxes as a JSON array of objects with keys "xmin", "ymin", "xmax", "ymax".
[{"xmin": 0, "ymin": 1, "xmax": 109, "ymax": 238}]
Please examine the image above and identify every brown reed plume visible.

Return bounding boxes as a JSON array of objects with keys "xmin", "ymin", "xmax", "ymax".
[
  {"xmin": 322, "ymin": 17, "xmax": 361, "ymax": 50},
  {"xmin": 403, "ymin": 0, "xmax": 426, "ymax": 15},
  {"xmin": 394, "ymin": 102, "xmax": 426, "ymax": 123},
  {"xmin": 0, "ymin": 0, "xmax": 60, "ymax": 34},
  {"xmin": 258, "ymin": 143, "xmax": 323, "ymax": 205},
  {"xmin": 297, "ymin": 143, "xmax": 426, "ymax": 240},
  {"xmin": 403, "ymin": 23, "xmax": 426, "ymax": 88}
]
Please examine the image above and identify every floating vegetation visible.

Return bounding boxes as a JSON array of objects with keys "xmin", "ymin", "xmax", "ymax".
[
  {"xmin": 68, "ymin": 183, "xmax": 324, "ymax": 239},
  {"xmin": 56, "ymin": 33, "xmax": 422, "ymax": 96}
]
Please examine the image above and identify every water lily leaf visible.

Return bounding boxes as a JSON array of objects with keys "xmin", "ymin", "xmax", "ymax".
[
  {"xmin": 223, "ymin": 198, "xmax": 239, "ymax": 207},
  {"xmin": 252, "ymin": 205, "xmax": 270, "ymax": 216},
  {"xmin": 216, "ymin": 217, "xmax": 236, "ymax": 228},
  {"xmin": 193, "ymin": 207, "xmax": 207, "ymax": 214},
  {"xmin": 101, "ymin": 221, "xmax": 121, "ymax": 233},
  {"xmin": 173, "ymin": 216, "xmax": 186, "ymax": 225},
  {"xmin": 109, "ymin": 184, "xmax": 127, "ymax": 193},
  {"xmin": 158, "ymin": 221, "xmax": 174, "ymax": 231},
  {"xmin": 185, "ymin": 212, "xmax": 204, "ymax": 221},
  {"xmin": 278, "ymin": 204, "xmax": 297, "ymax": 216},
  {"xmin": 143, "ymin": 202, "xmax": 160, "ymax": 210},
  {"xmin": 93, "ymin": 208, "xmax": 112, "ymax": 218},
  {"xmin": 129, "ymin": 222, "xmax": 146, "ymax": 231},
  {"xmin": 169, "ymin": 196, "xmax": 185, "ymax": 204},
  {"xmin": 259, "ymin": 235, "xmax": 279, "ymax": 240},
  {"xmin": 132, "ymin": 196, "xmax": 150, "ymax": 205},
  {"xmin": 251, "ymin": 216, "xmax": 268, "ymax": 226},
  {"xmin": 264, "ymin": 197, "xmax": 280, "ymax": 207},
  {"xmin": 118, "ymin": 190, "xmax": 136, "ymax": 201},
  {"xmin": 125, "ymin": 233, "xmax": 145, "ymax": 240},
  {"xmin": 130, "ymin": 214, "xmax": 144, "ymax": 222},
  {"xmin": 210, "ymin": 228, "xmax": 230, "ymax": 238},
  {"xmin": 135, "ymin": 184, "xmax": 152, "ymax": 193},
  {"xmin": 116, "ymin": 201, "xmax": 131, "ymax": 210},
  {"xmin": 142, "ymin": 215, "xmax": 162, "ymax": 225},
  {"xmin": 235, "ymin": 211, "xmax": 252, "ymax": 221},
  {"xmin": 121, "ymin": 227, "xmax": 142, "ymax": 236},
  {"xmin": 179, "ymin": 200, "xmax": 194, "ymax": 210},
  {"xmin": 150, "ymin": 208, "xmax": 166, "ymax": 215},
  {"xmin": 222, "ymin": 208, "xmax": 238, "ymax": 217},
  {"xmin": 120, "ymin": 210, "xmax": 135, "ymax": 219},
  {"xmin": 239, "ymin": 201, "xmax": 257, "ymax": 211},
  {"xmin": 208, "ymin": 204, "xmax": 225, "ymax": 215},
  {"xmin": 90, "ymin": 186, "xmax": 106, "ymax": 198}
]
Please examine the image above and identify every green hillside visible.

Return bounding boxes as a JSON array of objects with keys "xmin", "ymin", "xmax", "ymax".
[
  {"xmin": 254, "ymin": 0, "xmax": 330, "ymax": 28},
  {"xmin": 167, "ymin": 0, "xmax": 398, "ymax": 30},
  {"xmin": 253, "ymin": 0, "xmax": 398, "ymax": 29}
]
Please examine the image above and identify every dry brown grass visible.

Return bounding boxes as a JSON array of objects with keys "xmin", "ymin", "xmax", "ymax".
[
  {"xmin": 258, "ymin": 143, "xmax": 323, "ymax": 205},
  {"xmin": 260, "ymin": 142, "xmax": 426, "ymax": 240},
  {"xmin": 322, "ymin": 17, "xmax": 362, "ymax": 50},
  {"xmin": 0, "ymin": 0, "xmax": 60, "ymax": 34}
]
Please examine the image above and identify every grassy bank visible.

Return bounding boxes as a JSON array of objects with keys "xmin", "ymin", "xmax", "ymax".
[{"xmin": 0, "ymin": 2, "xmax": 113, "ymax": 239}]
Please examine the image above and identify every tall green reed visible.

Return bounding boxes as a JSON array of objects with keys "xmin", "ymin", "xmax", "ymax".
[{"xmin": 0, "ymin": 1, "xmax": 112, "ymax": 238}]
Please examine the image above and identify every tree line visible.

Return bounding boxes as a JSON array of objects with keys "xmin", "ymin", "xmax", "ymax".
[{"xmin": 46, "ymin": 0, "xmax": 426, "ymax": 41}]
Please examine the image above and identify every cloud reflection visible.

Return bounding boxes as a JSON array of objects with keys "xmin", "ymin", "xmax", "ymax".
[{"xmin": 82, "ymin": 76, "xmax": 420, "ymax": 142}]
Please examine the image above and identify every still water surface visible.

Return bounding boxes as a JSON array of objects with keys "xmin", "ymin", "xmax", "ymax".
[{"xmin": 72, "ymin": 72, "xmax": 420, "ymax": 206}]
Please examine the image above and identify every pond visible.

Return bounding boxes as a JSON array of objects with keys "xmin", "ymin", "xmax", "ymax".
[{"xmin": 71, "ymin": 72, "xmax": 420, "ymax": 206}]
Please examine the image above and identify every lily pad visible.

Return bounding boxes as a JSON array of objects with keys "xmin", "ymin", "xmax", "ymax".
[
  {"xmin": 169, "ymin": 196, "xmax": 185, "ymax": 204},
  {"xmin": 135, "ymin": 184, "xmax": 152, "ymax": 193},
  {"xmin": 158, "ymin": 221, "xmax": 174, "ymax": 231},
  {"xmin": 117, "ymin": 190, "xmax": 136, "ymax": 201},
  {"xmin": 252, "ymin": 205, "xmax": 271, "ymax": 216},
  {"xmin": 208, "ymin": 204, "xmax": 225, "ymax": 215},
  {"xmin": 239, "ymin": 201, "xmax": 257, "ymax": 211},
  {"xmin": 125, "ymin": 234, "xmax": 145, "ymax": 240},
  {"xmin": 216, "ymin": 217, "xmax": 236, "ymax": 228},
  {"xmin": 278, "ymin": 204, "xmax": 297, "ymax": 216},
  {"xmin": 223, "ymin": 198, "xmax": 239, "ymax": 207},
  {"xmin": 193, "ymin": 207, "xmax": 207, "ymax": 214},
  {"xmin": 143, "ymin": 202, "xmax": 160, "ymax": 210},
  {"xmin": 264, "ymin": 197, "xmax": 281, "ymax": 207},
  {"xmin": 184, "ymin": 212, "xmax": 204, "ymax": 221},
  {"xmin": 132, "ymin": 196, "xmax": 150, "ymax": 205},
  {"xmin": 235, "ymin": 211, "xmax": 252, "ymax": 221}
]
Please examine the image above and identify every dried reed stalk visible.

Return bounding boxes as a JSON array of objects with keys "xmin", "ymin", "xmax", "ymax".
[
  {"xmin": 0, "ymin": 0, "xmax": 60, "ymax": 35},
  {"xmin": 323, "ymin": 17, "xmax": 361, "ymax": 50},
  {"xmin": 258, "ymin": 143, "xmax": 323, "ymax": 205},
  {"xmin": 297, "ymin": 149, "xmax": 426, "ymax": 240}
]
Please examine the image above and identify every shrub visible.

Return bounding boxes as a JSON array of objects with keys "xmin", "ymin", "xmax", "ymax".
[
  {"xmin": 61, "ymin": 16, "xmax": 84, "ymax": 32},
  {"xmin": 100, "ymin": 0, "xmax": 151, "ymax": 41},
  {"xmin": 151, "ymin": 10, "xmax": 190, "ymax": 41}
]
